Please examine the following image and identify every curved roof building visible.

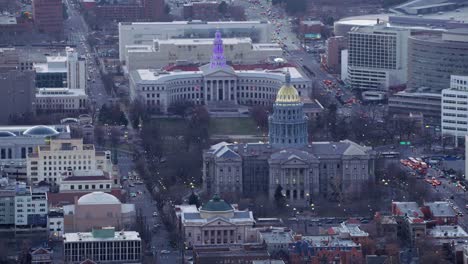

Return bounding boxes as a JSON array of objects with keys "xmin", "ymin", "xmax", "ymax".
[
  {"xmin": 407, "ymin": 30, "xmax": 468, "ymax": 92},
  {"xmin": 23, "ymin": 125, "xmax": 60, "ymax": 137}
]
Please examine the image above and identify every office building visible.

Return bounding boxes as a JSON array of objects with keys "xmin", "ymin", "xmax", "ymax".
[
  {"xmin": 129, "ymin": 31, "xmax": 310, "ymax": 113},
  {"xmin": 63, "ymin": 191, "xmax": 135, "ymax": 232},
  {"xmin": 407, "ymin": 29, "xmax": 468, "ymax": 93},
  {"xmin": 66, "ymin": 47, "xmax": 86, "ymax": 90},
  {"xmin": 27, "ymin": 138, "xmax": 113, "ymax": 184},
  {"xmin": 0, "ymin": 125, "xmax": 70, "ymax": 180},
  {"xmin": 63, "ymin": 227, "xmax": 142, "ymax": 263},
  {"xmin": 389, "ymin": 91, "xmax": 442, "ymax": 126},
  {"xmin": 118, "ymin": 20, "xmax": 272, "ymax": 62},
  {"xmin": 0, "ymin": 70, "xmax": 36, "ymax": 124},
  {"xmin": 259, "ymin": 227, "xmax": 294, "ymax": 255},
  {"xmin": 325, "ymin": 36, "xmax": 347, "ymax": 73},
  {"xmin": 35, "ymin": 88, "xmax": 88, "ymax": 114},
  {"xmin": 203, "ymin": 73, "xmax": 375, "ymax": 206},
  {"xmin": 176, "ymin": 194, "xmax": 255, "ymax": 247},
  {"xmin": 92, "ymin": 0, "xmax": 164, "ymax": 22},
  {"xmin": 183, "ymin": 1, "xmax": 220, "ymax": 21},
  {"xmin": 441, "ymin": 75, "xmax": 468, "ymax": 146},
  {"xmin": 142, "ymin": 0, "xmax": 165, "ymax": 21},
  {"xmin": 123, "ymin": 37, "xmax": 282, "ymax": 72},
  {"xmin": 34, "ymin": 48, "xmax": 86, "ymax": 90},
  {"xmin": 32, "ymin": 0, "xmax": 63, "ymax": 34},
  {"xmin": 0, "ymin": 179, "xmax": 48, "ymax": 228},
  {"xmin": 346, "ymin": 26, "xmax": 410, "ymax": 90}
]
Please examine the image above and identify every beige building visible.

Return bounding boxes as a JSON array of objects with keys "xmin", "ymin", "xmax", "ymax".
[
  {"xmin": 63, "ymin": 192, "xmax": 135, "ymax": 232},
  {"xmin": 124, "ymin": 37, "xmax": 282, "ymax": 72},
  {"xmin": 176, "ymin": 195, "xmax": 255, "ymax": 247},
  {"xmin": 27, "ymin": 138, "xmax": 113, "ymax": 184},
  {"xmin": 35, "ymin": 88, "xmax": 88, "ymax": 113}
]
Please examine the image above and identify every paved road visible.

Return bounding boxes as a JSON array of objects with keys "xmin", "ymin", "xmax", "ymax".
[{"xmin": 64, "ymin": 0, "xmax": 110, "ymax": 111}]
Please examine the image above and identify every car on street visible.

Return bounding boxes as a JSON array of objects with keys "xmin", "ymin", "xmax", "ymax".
[
  {"xmin": 130, "ymin": 192, "xmax": 137, "ymax": 197},
  {"xmin": 160, "ymin": 250, "xmax": 170, "ymax": 254},
  {"xmin": 153, "ymin": 211, "xmax": 158, "ymax": 217}
]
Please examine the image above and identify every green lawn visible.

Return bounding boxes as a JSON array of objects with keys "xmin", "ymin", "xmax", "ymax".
[
  {"xmin": 210, "ymin": 118, "xmax": 260, "ymax": 135},
  {"xmin": 152, "ymin": 117, "xmax": 260, "ymax": 136}
]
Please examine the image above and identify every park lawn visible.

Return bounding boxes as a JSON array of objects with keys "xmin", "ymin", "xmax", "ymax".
[
  {"xmin": 209, "ymin": 117, "xmax": 260, "ymax": 135},
  {"xmin": 153, "ymin": 117, "xmax": 260, "ymax": 136}
]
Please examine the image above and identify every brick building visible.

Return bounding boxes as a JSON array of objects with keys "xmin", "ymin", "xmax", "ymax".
[
  {"xmin": 325, "ymin": 36, "xmax": 347, "ymax": 73},
  {"xmin": 32, "ymin": 0, "xmax": 63, "ymax": 34},
  {"xmin": 183, "ymin": 1, "xmax": 220, "ymax": 21}
]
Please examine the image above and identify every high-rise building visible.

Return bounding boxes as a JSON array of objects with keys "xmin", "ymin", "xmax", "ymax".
[
  {"xmin": 346, "ymin": 26, "xmax": 409, "ymax": 90},
  {"xmin": 0, "ymin": 70, "xmax": 36, "ymax": 123},
  {"xmin": 407, "ymin": 29, "xmax": 468, "ymax": 93},
  {"xmin": 32, "ymin": 0, "xmax": 63, "ymax": 34},
  {"xmin": 66, "ymin": 47, "xmax": 86, "ymax": 90},
  {"xmin": 441, "ymin": 75, "xmax": 468, "ymax": 146}
]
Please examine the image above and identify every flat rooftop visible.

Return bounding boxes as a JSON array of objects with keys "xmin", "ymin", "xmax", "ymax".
[
  {"xmin": 429, "ymin": 225, "xmax": 468, "ymax": 238},
  {"xmin": 64, "ymin": 230, "xmax": 141, "ymax": 242},
  {"xmin": 0, "ymin": 15, "xmax": 17, "ymax": 25},
  {"xmin": 120, "ymin": 20, "xmax": 270, "ymax": 26}
]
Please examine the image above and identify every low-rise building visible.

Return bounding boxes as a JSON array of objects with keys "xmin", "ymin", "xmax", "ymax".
[
  {"xmin": 48, "ymin": 208, "xmax": 64, "ymax": 240},
  {"xmin": 290, "ymin": 235, "xmax": 363, "ymax": 264},
  {"xmin": 389, "ymin": 91, "xmax": 442, "ymax": 126},
  {"xmin": 183, "ymin": 1, "xmax": 220, "ymax": 21},
  {"xmin": 35, "ymin": 88, "xmax": 88, "ymax": 113},
  {"xmin": 176, "ymin": 194, "xmax": 255, "ymax": 247},
  {"xmin": 59, "ymin": 170, "xmax": 118, "ymax": 193},
  {"xmin": 63, "ymin": 227, "xmax": 142, "ymax": 263},
  {"xmin": 63, "ymin": 191, "xmax": 135, "ymax": 232},
  {"xmin": 423, "ymin": 201, "xmax": 458, "ymax": 225},
  {"xmin": 192, "ymin": 243, "xmax": 271, "ymax": 264},
  {"xmin": 27, "ymin": 138, "xmax": 113, "ymax": 185},
  {"xmin": 259, "ymin": 227, "xmax": 294, "ymax": 255},
  {"xmin": 29, "ymin": 248, "xmax": 53, "ymax": 264}
]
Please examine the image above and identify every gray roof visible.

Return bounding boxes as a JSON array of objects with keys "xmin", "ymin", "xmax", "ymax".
[{"xmin": 425, "ymin": 201, "xmax": 457, "ymax": 217}]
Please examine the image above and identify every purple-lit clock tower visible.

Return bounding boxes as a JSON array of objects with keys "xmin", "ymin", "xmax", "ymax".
[{"xmin": 210, "ymin": 30, "xmax": 228, "ymax": 69}]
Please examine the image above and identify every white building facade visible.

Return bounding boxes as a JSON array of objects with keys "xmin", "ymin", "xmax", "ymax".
[
  {"xmin": 118, "ymin": 20, "xmax": 272, "ymax": 62},
  {"xmin": 176, "ymin": 195, "xmax": 255, "ymax": 248},
  {"xmin": 13, "ymin": 183, "xmax": 48, "ymax": 227},
  {"xmin": 441, "ymin": 75, "xmax": 468, "ymax": 146},
  {"xmin": 66, "ymin": 47, "xmax": 86, "ymax": 90},
  {"xmin": 346, "ymin": 26, "xmax": 409, "ymax": 90},
  {"xmin": 35, "ymin": 88, "xmax": 88, "ymax": 113},
  {"xmin": 27, "ymin": 138, "xmax": 113, "ymax": 184},
  {"xmin": 124, "ymin": 37, "xmax": 282, "ymax": 72}
]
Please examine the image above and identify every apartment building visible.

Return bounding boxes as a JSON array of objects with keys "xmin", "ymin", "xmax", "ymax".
[
  {"xmin": 441, "ymin": 75, "xmax": 468, "ymax": 146},
  {"xmin": 0, "ymin": 179, "xmax": 48, "ymax": 228},
  {"xmin": 27, "ymin": 138, "xmax": 112, "ymax": 184}
]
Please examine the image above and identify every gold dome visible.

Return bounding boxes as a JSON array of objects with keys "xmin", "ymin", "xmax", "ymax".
[{"xmin": 276, "ymin": 71, "xmax": 300, "ymax": 103}]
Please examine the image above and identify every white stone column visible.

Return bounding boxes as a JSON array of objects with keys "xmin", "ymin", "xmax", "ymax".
[{"xmin": 204, "ymin": 81, "xmax": 208, "ymax": 103}]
